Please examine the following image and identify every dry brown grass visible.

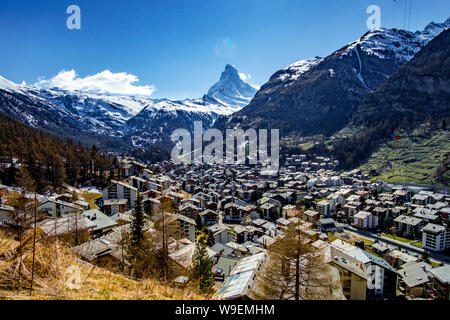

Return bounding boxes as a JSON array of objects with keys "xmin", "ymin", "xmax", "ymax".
[
  {"xmin": 81, "ymin": 192, "xmax": 102, "ymax": 210},
  {"xmin": 0, "ymin": 232, "xmax": 207, "ymax": 300}
]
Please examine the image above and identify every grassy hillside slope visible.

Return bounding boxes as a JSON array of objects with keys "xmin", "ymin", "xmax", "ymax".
[{"xmin": 360, "ymin": 129, "xmax": 450, "ymax": 186}]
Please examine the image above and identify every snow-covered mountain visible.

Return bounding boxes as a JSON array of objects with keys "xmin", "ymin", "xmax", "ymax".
[
  {"xmin": 342, "ymin": 17, "xmax": 450, "ymax": 62},
  {"xmin": 0, "ymin": 78, "xmax": 152, "ymax": 137},
  {"xmin": 204, "ymin": 64, "xmax": 258, "ymax": 108},
  {"xmin": 0, "ymin": 65, "xmax": 257, "ymax": 148},
  {"xmin": 216, "ymin": 17, "xmax": 450, "ymax": 136},
  {"xmin": 270, "ymin": 57, "xmax": 324, "ymax": 88}
]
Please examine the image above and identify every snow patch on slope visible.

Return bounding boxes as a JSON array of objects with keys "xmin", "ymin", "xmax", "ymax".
[
  {"xmin": 274, "ymin": 57, "xmax": 323, "ymax": 87},
  {"xmin": 342, "ymin": 18, "xmax": 450, "ymax": 62}
]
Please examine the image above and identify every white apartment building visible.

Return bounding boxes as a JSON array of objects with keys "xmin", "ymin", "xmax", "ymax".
[
  {"xmin": 421, "ymin": 223, "xmax": 450, "ymax": 252},
  {"xmin": 175, "ymin": 214, "xmax": 196, "ymax": 243},
  {"xmin": 354, "ymin": 211, "xmax": 378, "ymax": 230},
  {"xmin": 102, "ymin": 180, "xmax": 138, "ymax": 209}
]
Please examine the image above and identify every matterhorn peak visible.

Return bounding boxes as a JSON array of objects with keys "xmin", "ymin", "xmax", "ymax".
[
  {"xmin": 221, "ymin": 64, "xmax": 240, "ymax": 79},
  {"xmin": 205, "ymin": 65, "xmax": 258, "ymax": 108}
]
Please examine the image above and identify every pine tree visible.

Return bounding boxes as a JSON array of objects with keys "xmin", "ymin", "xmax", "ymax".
[
  {"xmin": 195, "ymin": 214, "xmax": 203, "ymax": 231},
  {"xmin": 53, "ymin": 154, "xmax": 66, "ymax": 190},
  {"xmin": 125, "ymin": 193, "xmax": 152, "ymax": 278},
  {"xmin": 16, "ymin": 166, "xmax": 36, "ymax": 193},
  {"xmin": 128, "ymin": 194, "xmax": 147, "ymax": 251},
  {"xmin": 191, "ymin": 240, "xmax": 214, "ymax": 293}
]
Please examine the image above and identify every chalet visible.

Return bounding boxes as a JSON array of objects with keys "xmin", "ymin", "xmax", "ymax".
[
  {"xmin": 205, "ymin": 200, "xmax": 217, "ymax": 211},
  {"xmin": 83, "ymin": 209, "xmax": 118, "ymax": 237},
  {"xmin": 73, "ymin": 226, "xmax": 128, "ymax": 272},
  {"xmin": 251, "ymin": 218, "xmax": 270, "ymax": 229},
  {"xmin": 224, "ymin": 241, "xmax": 250, "ymax": 257},
  {"xmin": 302, "ymin": 210, "xmax": 320, "ymax": 225},
  {"xmin": 37, "ymin": 213, "xmax": 96, "ymax": 244},
  {"xmin": 275, "ymin": 217, "xmax": 290, "ymax": 231},
  {"xmin": 142, "ymin": 197, "xmax": 159, "ymax": 216},
  {"xmin": 260, "ymin": 202, "xmax": 281, "ymax": 220},
  {"xmin": 119, "ymin": 162, "xmax": 133, "ymax": 178},
  {"xmin": 38, "ymin": 197, "xmax": 84, "ymax": 218},
  {"xmin": 102, "ymin": 180, "xmax": 137, "ymax": 209},
  {"xmin": 168, "ymin": 243, "xmax": 217, "ymax": 279},
  {"xmin": 385, "ymin": 249, "xmax": 417, "ymax": 269},
  {"xmin": 412, "ymin": 194, "xmax": 431, "ymax": 206},
  {"xmin": 346, "ymin": 248, "xmax": 398, "ymax": 298},
  {"xmin": 344, "ymin": 203, "xmax": 360, "ymax": 220},
  {"xmin": 239, "ymin": 205, "xmax": 258, "ymax": 220},
  {"xmin": 130, "ymin": 176, "xmax": 147, "ymax": 191},
  {"xmin": 223, "ymin": 203, "xmax": 242, "ymax": 223},
  {"xmin": 0, "ymin": 204, "xmax": 14, "ymax": 227},
  {"xmin": 391, "ymin": 206, "xmax": 408, "ymax": 218},
  {"xmin": 142, "ymin": 189, "xmax": 161, "ymax": 201},
  {"xmin": 185, "ymin": 178, "xmax": 197, "ymax": 193},
  {"xmin": 200, "ymin": 209, "xmax": 219, "ymax": 226},
  {"xmin": 413, "ymin": 208, "xmax": 440, "ymax": 224},
  {"xmin": 398, "ymin": 261, "xmax": 432, "ymax": 298},
  {"xmin": 165, "ymin": 191, "xmax": 184, "ymax": 207},
  {"xmin": 103, "ymin": 199, "xmax": 128, "ymax": 216},
  {"xmin": 428, "ymin": 265, "xmax": 450, "ymax": 300},
  {"xmin": 394, "ymin": 215, "xmax": 425, "ymax": 239},
  {"xmin": 260, "ymin": 221, "xmax": 277, "ymax": 236},
  {"xmin": 236, "ymin": 188, "xmax": 255, "ymax": 202},
  {"xmin": 232, "ymin": 225, "xmax": 248, "ymax": 244},
  {"xmin": 330, "ymin": 247, "xmax": 368, "ymax": 300},
  {"xmin": 175, "ymin": 214, "xmax": 196, "ymax": 243},
  {"xmin": 282, "ymin": 204, "xmax": 296, "ymax": 218},
  {"xmin": 370, "ymin": 242, "xmax": 390, "ymax": 255},
  {"xmin": 393, "ymin": 189, "xmax": 411, "ymax": 202},
  {"xmin": 179, "ymin": 203, "xmax": 200, "ymax": 220},
  {"xmin": 211, "ymin": 242, "xmax": 234, "ymax": 257},
  {"xmin": 192, "ymin": 192, "xmax": 206, "ymax": 208},
  {"xmin": 147, "ymin": 181, "xmax": 163, "ymax": 193},
  {"xmin": 256, "ymin": 235, "xmax": 276, "ymax": 248},
  {"xmin": 208, "ymin": 224, "xmax": 233, "ymax": 245},
  {"xmin": 233, "ymin": 225, "xmax": 263, "ymax": 244},
  {"xmin": 318, "ymin": 218, "xmax": 337, "ymax": 233},
  {"xmin": 180, "ymin": 197, "xmax": 200, "ymax": 208},
  {"xmin": 140, "ymin": 168, "xmax": 153, "ymax": 179}
]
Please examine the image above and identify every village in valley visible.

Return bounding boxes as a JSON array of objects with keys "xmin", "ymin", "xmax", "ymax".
[{"xmin": 1, "ymin": 151, "xmax": 449, "ymax": 301}]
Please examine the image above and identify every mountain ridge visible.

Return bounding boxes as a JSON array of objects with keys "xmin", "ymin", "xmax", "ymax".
[
  {"xmin": 215, "ymin": 17, "xmax": 450, "ymax": 137},
  {"xmin": 0, "ymin": 65, "xmax": 257, "ymax": 149}
]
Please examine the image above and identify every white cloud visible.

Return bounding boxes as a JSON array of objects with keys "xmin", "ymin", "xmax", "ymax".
[
  {"xmin": 239, "ymin": 72, "xmax": 247, "ymax": 81},
  {"xmin": 238, "ymin": 72, "xmax": 259, "ymax": 90},
  {"xmin": 35, "ymin": 69, "xmax": 155, "ymax": 96}
]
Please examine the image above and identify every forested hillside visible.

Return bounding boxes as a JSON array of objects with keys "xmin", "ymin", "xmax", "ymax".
[{"xmin": 0, "ymin": 112, "xmax": 113, "ymax": 191}]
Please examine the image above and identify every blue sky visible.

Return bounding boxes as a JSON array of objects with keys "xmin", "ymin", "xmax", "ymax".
[{"xmin": 0, "ymin": 0, "xmax": 449, "ymax": 99}]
